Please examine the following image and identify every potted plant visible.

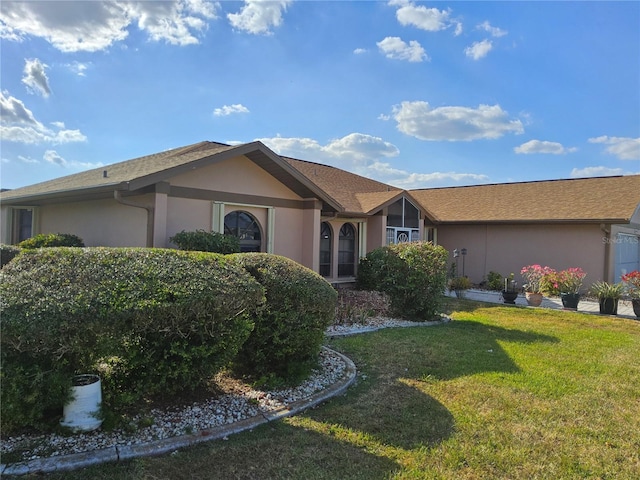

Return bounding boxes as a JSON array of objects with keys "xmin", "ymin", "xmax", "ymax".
[
  {"xmin": 621, "ymin": 270, "xmax": 640, "ymax": 318},
  {"xmin": 520, "ymin": 264, "xmax": 552, "ymax": 307},
  {"xmin": 60, "ymin": 374, "xmax": 103, "ymax": 432},
  {"xmin": 448, "ymin": 276, "xmax": 472, "ymax": 299},
  {"xmin": 590, "ymin": 281, "xmax": 624, "ymax": 315},
  {"xmin": 555, "ymin": 267, "xmax": 586, "ymax": 310},
  {"xmin": 501, "ymin": 273, "xmax": 519, "ymax": 304}
]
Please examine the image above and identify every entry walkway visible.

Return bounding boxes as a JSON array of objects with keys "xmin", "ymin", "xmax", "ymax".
[{"xmin": 449, "ymin": 289, "xmax": 638, "ymax": 319}]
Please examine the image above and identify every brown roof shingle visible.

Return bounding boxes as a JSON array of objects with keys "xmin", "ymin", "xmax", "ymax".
[{"xmin": 411, "ymin": 175, "xmax": 640, "ymax": 224}]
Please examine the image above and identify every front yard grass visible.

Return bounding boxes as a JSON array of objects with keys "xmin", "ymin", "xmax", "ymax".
[{"xmin": 31, "ymin": 299, "xmax": 640, "ymax": 479}]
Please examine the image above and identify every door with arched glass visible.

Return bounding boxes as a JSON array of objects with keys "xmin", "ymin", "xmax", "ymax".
[
  {"xmin": 224, "ymin": 211, "xmax": 262, "ymax": 252},
  {"xmin": 338, "ymin": 223, "xmax": 356, "ymax": 277}
]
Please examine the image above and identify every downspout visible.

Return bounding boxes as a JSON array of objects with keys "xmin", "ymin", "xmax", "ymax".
[
  {"xmin": 600, "ymin": 223, "xmax": 611, "ymax": 282},
  {"xmin": 114, "ymin": 191, "xmax": 155, "ymax": 247}
]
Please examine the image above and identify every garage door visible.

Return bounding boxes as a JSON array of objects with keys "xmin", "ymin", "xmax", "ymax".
[{"xmin": 614, "ymin": 233, "xmax": 640, "ymax": 281}]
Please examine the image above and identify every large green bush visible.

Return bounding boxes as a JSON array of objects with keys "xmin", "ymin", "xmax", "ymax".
[
  {"xmin": 17, "ymin": 233, "xmax": 85, "ymax": 249},
  {"xmin": 357, "ymin": 242, "xmax": 448, "ymax": 320},
  {"xmin": 0, "ymin": 248, "xmax": 264, "ymax": 434},
  {"xmin": 0, "ymin": 244, "xmax": 21, "ymax": 268},
  {"xmin": 230, "ymin": 253, "xmax": 337, "ymax": 385},
  {"xmin": 170, "ymin": 230, "xmax": 240, "ymax": 254}
]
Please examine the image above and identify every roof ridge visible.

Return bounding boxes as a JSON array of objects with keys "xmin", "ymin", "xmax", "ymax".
[{"xmin": 410, "ymin": 174, "xmax": 636, "ymax": 192}]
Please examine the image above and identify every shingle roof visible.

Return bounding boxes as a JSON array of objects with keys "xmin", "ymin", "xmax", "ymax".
[
  {"xmin": 283, "ymin": 157, "xmax": 402, "ymax": 215},
  {"xmin": 411, "ymin": 175, "xmax": 640, "ymax": 224},
  {"xmin": 0, "ymin": 141, "xmax": 236, "ymax": 202}
]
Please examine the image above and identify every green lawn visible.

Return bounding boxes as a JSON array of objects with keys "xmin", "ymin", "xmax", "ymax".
[{"xmin": 34, "ymin": 300, "xmax": 640, "ymax": 479}]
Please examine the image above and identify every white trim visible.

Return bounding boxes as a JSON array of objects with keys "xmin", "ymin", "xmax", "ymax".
[
  {"xmin": 212, "ymin": 201, "xmax": 275, "ymax": 253},
  {"xmin": 212, "ymin": 202, "xmax": 225, "ymax": 233},
  {"xmin": 358, "ymin": 221, "xmax": 367, "ymax": 258},
  {"xmin": 267, "ymin": 207, "xmax": 275, "ymax": 254}
]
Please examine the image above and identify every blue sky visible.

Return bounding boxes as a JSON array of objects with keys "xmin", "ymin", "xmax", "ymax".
[{"xmin": 1, "ymin": 1, "xmax": 639, "ymax": 190}]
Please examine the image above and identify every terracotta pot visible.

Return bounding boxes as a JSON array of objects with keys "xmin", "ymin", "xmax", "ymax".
[
  {"xmin": 560, "ymin": 293, "xmax": 580, "ymax": 310},
  {"xmin": 525, "ymin": 292, "xmax": 543, "ymax": 307}
]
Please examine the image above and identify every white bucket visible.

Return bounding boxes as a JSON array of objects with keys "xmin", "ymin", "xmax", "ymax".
[{"xmin": 60, "ymin": 374, "xmax": 103, "ymax": 432}]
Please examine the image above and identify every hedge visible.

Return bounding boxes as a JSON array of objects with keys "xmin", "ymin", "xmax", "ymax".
[
  {"xmin": 0, "ymin": 247, "xmax": 265, "ymax": 434},
  {"xmin": 0, "ymin": 244, "xmax": 21, "ymax": 268},
  {"xmin": 357, "ymin": 242, "xmax": 448, "ymax": 320},
  {"xmin": 230, "ymin": 253, "xmax": 338, "ymax": 385},
  {"xmin": 17, "ymin": 233, "xmax": 85, "ymax": 249},
  {"xmin": 170, "ymin": 230, "xmax": 240, "ymax": 254}
]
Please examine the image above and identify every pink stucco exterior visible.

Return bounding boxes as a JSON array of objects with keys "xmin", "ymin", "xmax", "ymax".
[{"xmin": 436, "ymin": 223, "xmax": 610, "ymax": 288}]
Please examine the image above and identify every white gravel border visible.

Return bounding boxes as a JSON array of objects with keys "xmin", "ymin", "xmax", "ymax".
[{"xmin": 1, "ymin": 317, "xmax": 449, "ymax": 476}]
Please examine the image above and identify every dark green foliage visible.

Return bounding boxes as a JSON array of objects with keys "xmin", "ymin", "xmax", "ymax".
[
  {"xmin": 17, "ymin": 233, "xmax": 85, "ymax": 249},
  {"xmin": 230, "ymin": 253, "xmax": 337, "ymax": 385},
  {"xmin": 170, "ymin": 230, "xmax": 240, "ymax": 254},
  {"xmin": 486, "ymin": 271, "xmax": 503, "ymax": 291},
  {"xmin": 357, "ymin": 242, "xmax": 448, "ymax": 321},
  {"xmin": 0, "ymin": 244, "xmax": 21, "ymax": 268},
  {"xmin": 0, "ymin": 248, "xmax": 264, "ymax": 433}
]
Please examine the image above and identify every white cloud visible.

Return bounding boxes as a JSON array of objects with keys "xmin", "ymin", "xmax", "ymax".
[
  {"xmin": 465, "ymin": 39, "xmax": 492, "ymax": 60},
  {"xmin": 17, "ymin": 155, "xmax": 39, "ymax": 164},
  {"xmin": 43, "ymin": 149, "xmax": 103, "ymax": 169},
  {"xmin": 258, "ymin": 133, "xmax": 399, "ymax": 165},
  {"xmin": 353, "ymin": 48, "xmax": 367, "ymax": 55},
  {"xmin": 377, "ymin": 36, "xmax": 428, "ymax": 62},
  {"xmin": 570, "ymin": 166, "xmax": 626, "ymax": 178},
  {"xmin": 588, "ymin": 136, "xmax": 640, "ymax": 160},
  {"xmin": 22, "ymin": 58, "xmax": 51, "ymax": 97},
  {"xmin": 227, "ymin": 0, "xmax": 291, "ymax": 35},
  {"xmin": 477, "ymin": 21, "xmax": 507, "ymax": 37},
  {"xmin": 213, "ymin": 104, "xmax": 250, "ymax": 116},
  {"xmin": 0, "ymin": 0, "xmax": 219, "ymax": 52},
  {"xmin": 365, "ymin": 160, "xmax": 489, "ymax": 189},
  {"xmin": 514, "ymin": 140, "xmax": 577, "ymax": 155},
  {"xmin": 66, "ymin": 62, "xmax": 90, "ymax": 77},
  {"xmin": 390, "ymin": 0, "xmax": 458, "ymax": 34},
  {"xmin": 0, "ymin": 91, "xmax": 87, "ymax": 144},
  {"xmin": 392, "ymin": 100, "xmax": 524, "ymax": 141}
]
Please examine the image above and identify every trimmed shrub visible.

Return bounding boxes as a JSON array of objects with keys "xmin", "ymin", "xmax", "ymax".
[
  {"xmin": 230, "ymin": 253, "xmax": 337, "ymax": 385},
  {"xmin": 170, "ymin": 230, "xmax": 240, "ymax": 254},
  {"xmin": 357, "ymin": 242, "xmax": 448, "ymax": 321},
  {"xmin": 486, "ymin": 271, "xmax": 503, "ymax": 291},
  {"xmin": 17, "ymin": 233, "xmax": 84, "ymax": 249},
  {"xmin": 0, "ymin": 247, "xmax": 264, "ymax": 433},
  {"xmin": 0, "ymin": 244, "xmax": 21, "ymax": 268}
]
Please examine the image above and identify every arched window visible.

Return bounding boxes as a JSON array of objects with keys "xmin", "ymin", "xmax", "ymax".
[
  {"xmin": 320, "ymin": 222, "xmax": 332, "ymax": 277},
  {"xmin": 224, "ymin": 211, "xmax": 262, "ymax": 252},
  {"xmin": 338, "ymin": 223, "xmax": 356, "ymax": 277}
]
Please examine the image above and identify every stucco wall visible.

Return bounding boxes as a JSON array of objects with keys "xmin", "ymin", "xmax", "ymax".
[
  {"xmin": 436, "ymin": 223, "xmax": 607, "ymax": 289},
  {"xmin": 38, "ymin": 199, "xmax": 148, "ymax": 247}
]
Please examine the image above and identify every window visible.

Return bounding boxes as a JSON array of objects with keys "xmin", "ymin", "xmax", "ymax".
[
  {"xmin": 12, "ymin": 208, "xmax": 34, "ymax": 243},
  {"xmin": 224, "ymin": 211, "xmax": 262, "ymax": 252},
  {"xmin": 338, "ymin": 223, "xmax": 356, "ymax": 277},
  {"xmin": 386, "ymin": 198, "xmax": 420, "ymax": 245},
  {"xmin": 319, "ymin": 222, "xmax": 332, "ymax": 277}
]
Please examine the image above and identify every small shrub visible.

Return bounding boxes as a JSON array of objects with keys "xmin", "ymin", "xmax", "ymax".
[
  {"xmin": 335, "ymin": 289, "xmax": 391, "ymax": 325},
  {"xmin": 357, "ymin": 242, "xmax": 448, "ymax": 321},
  {"xmin": 230, "ymin": 253, "xmax": 337, "ymax": 385},
  {"xmin": 0, "ymin": 247, "xmax": 264, "ymax": 433},
  {"xmin": 17, "ymin": 233, "xmax": 84, "ymax": 249},
  {"xmin": 486, "ymin": 271, "xmax": 503, "ymax": 291},
  {"xmin": 0, "ymin": 244, "xmax": 21, "ymax": 268},
  {"xmin": 448, "ymin": 276, "xmax": 472, "ymax": 291},
  {"xmin": 170, "ymin": 230, "xmax": 240, "ymax": 254}
]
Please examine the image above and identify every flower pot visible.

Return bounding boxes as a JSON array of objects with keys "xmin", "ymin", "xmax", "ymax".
[
  {"xmin": 502, "ymin": 290, "xmax": 518, "ymax": 304},
  {"xmin": 598, "ymin": 298, "xmax": 618, "ymax": 315},
  {"xmin": 632, "ymin": 299, "xmax": 640, "ymax": 318},
  {"xmin": 60, "ymin": 374, "xmax": 103, "ymax": 432},
  {"xmin": 560, "ymin": 293, "xmax": 580, "ymax": 310},
  {"xmin": 525, "ymin": 292, "xmax": 543, "ymax": 307},
  {"xmin": 455, "ymin": 289, "xmax": 466, "ymax": 299}
]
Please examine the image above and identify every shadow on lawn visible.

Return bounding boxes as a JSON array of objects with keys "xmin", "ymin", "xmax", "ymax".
[{"xmin": 318, "ymin": 317, "xmax": 559, "ymax": 452}]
